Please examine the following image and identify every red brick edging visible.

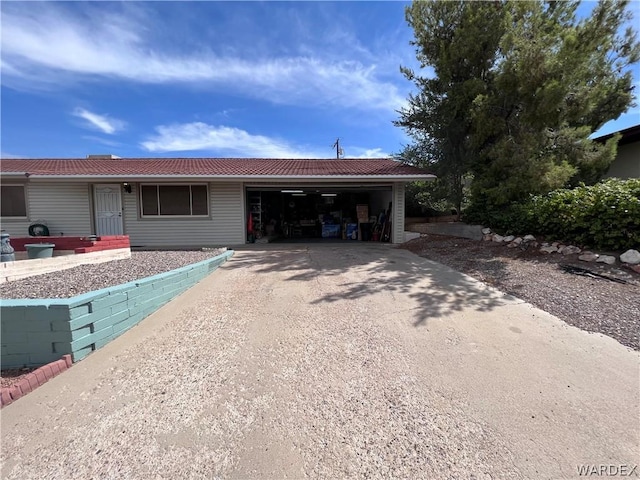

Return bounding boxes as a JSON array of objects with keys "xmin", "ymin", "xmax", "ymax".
[{"xmin": 0, "ymin": 354, "xmax": 73, "ymax": 408}]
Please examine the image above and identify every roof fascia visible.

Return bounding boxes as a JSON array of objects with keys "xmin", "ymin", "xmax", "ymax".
[{"xmin": 16, "ymin": 174, "xmax": 436, "ymax": 182}]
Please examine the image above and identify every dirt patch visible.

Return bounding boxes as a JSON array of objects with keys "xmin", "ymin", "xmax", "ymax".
[
  {"xmin": 400, "ymin": 234, "xmax": 640, "ymax": 350},
  {"xmin": 1, "ymin": 368, "xmax": 35, "ymax": 389}
]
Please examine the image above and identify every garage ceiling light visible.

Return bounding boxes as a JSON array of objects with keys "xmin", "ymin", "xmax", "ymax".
[
  {"xmin": 292, "ymin": 193, "xmax": 307, "ymax": 196},
  {"xmin": 281, "ymin": 189, "xmax": 303, "ymax": 193},
  {"xmin": 321, "ymin": 193, "xmax": 337, "ymax": 197}
]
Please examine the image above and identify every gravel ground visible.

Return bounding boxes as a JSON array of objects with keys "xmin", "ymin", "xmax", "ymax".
[
  {"xmin": 0, "ymin": 369, "xmax": 34, "ymax": 388},
  {"xmin": 401, "ymin": 235, "xmax": 640, "ymax": 350},
  {"xmin": 0, "ymin": 249, "xmax": 226, "ymax": 299}
]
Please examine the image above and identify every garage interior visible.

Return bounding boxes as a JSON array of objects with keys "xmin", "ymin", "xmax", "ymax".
[{"xmin": 246, "ymin": 185, "xmax": 393, "ymax": 243}]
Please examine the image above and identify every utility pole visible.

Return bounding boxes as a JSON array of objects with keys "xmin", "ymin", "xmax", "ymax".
[{"xmin": 332, "ymin": 138, "xmax": 344, "ymax": 159}]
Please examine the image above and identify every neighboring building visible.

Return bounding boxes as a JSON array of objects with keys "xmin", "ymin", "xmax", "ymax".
[
  {"xmin": 594, "ymin": 124, "xmax": 640, "ymax": 179},
  {"xmin": 0, "ymin": 157, "xmax": 435, "ymax": 247}
]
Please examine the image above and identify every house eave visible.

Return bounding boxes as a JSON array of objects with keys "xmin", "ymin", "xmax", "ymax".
[
  {"xmin": 593, "ymin": 124, "xmax": 640, "ymax": 146},
  {"xmin": 14, "ymin": 174, "xmax": 437, "ymax": 182},
  {"xmin": 0, "ymin": 172, "xmax": 29, "ymax": 178}
]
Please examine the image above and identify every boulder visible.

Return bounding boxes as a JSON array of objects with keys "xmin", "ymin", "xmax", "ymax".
[
  {"xmin": 620, "ymin": 249, "xmax": 640, "ymax": 265},
  {"xmin": 482, "ymin": 227, "xmax": 492, "ymax": 235},
  {"xmin": 579, "ymin": 252, "xmax": 599, "ymax": 262},
  {"xmin": 503, "ymin": 235, "xmax": 515, "ymax": 242},
  {"xmin": 506, "ymin": 242, "xmax": 519, "ymax": 248},
  {"xmin": 483, "ymin": 234, "xmax": 492, "ymax": 241},
  {"xmin": 596, "ymin": 255, "xmax": 616, "ymax": 265},
  {"xmin": 523, "ymin": 234, "xmax": 536, "ymax": 242},
  {"xmin": 492, "ymin": 234, "xmax": 505, "ymax": 243},
  {"xmin": 560, "ymin": 245, "xmax": 581, "ymax": 255},
  {"xmin": 540, "ymin": 245, "xmax": 558, "ymax": 254},
  {"xmin": 512, "ymin": 237, "xmax": 523, "ymax": 245}
]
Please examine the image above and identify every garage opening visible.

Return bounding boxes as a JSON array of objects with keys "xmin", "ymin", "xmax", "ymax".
[{"xmin": 246, "ymin": 185, "xmax": 393, "ymax": 243}]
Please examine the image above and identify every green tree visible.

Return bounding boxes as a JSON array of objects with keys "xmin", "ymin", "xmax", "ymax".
[
  {"xmin": 396, "ymin": 1, "xmax": 505, "ymax": 217},
  {"xmin": 398, "ymin": 143, "xmax": 470, "ymax": 217},
  {"xmin": 398, "ymin": 0, "xmax": 639, "ymax": 223}
]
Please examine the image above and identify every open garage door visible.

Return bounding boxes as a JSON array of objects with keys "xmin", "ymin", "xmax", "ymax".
[{"xmin": 245, "ymin": 184, "xmax": 394, "ymax": 243}]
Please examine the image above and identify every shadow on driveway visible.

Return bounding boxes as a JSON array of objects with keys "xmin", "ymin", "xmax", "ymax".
[{"xmin": 229, "ymin": 244, "xmax": 513, "ymax": 327}]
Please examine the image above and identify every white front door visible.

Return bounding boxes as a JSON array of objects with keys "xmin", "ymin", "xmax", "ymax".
[{"xmin": 94, "ymin": 184, "xmax": 123, "ymax": 235}]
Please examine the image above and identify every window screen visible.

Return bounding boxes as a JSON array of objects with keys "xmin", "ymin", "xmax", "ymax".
[
  {"xmin": 140, "ymin": 184, "xmax": 208, "ymax": 216},
  {"xmin": 1, "ymin": 185, "xmax": 27, "ymax": 217}
]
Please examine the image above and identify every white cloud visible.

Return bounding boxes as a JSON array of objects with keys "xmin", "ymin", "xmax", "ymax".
[
  {"xmin": 141, "ymin": 122, "xmax": 324, "ymax": 158},
  {"xmin": 141, "ymin": 123, "xmax": 392, "ymax": 158},
  {"xmin": 0, "ymin": 5, "xmax": 406, "ymax": 113},
  {"xmin": 73, "ymin": 108, "xmax": 125, "ymax": 135},
  {"xmin": 344, "ymin": 147, "xmax": 390, "ymax": 159},
  {"xmin": 82, "ymin": 135, "xmax": 123, "ymax": 147}
]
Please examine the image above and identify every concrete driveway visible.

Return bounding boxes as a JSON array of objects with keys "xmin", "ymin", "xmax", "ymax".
[{"xmin": 2, "ymin": 244, "xmax": 638, "ymax": 479}]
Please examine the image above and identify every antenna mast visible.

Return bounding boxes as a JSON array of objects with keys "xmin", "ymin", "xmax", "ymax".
[{"xmin": 332, "ymin": 138, "xmax": 344, "ymax": 159}]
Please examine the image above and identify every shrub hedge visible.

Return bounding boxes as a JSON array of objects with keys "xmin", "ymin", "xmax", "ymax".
[
  {"xmin": 465, "ymin": 178, "xmax": 640, "ymax": 250},
  {"xmin": 529, "ymin": 178, "xmax": 640, "ymax": 250}
]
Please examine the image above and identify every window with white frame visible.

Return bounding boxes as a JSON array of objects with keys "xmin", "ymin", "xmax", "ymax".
[
  {"xmin": 140, "ymin": 184, "xmax": 209, "ymax": 217},
  {"xmin": 1, "ymin": 184, "xmax": 27, "ymax": 217}
]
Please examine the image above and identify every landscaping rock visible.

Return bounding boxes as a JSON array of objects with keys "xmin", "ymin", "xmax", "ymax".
[
  {"xmin": 560, "ymin": 245, "xmax": 582, "ymax": 255},
  {"xmin": 506, "ymin": 242, "xmax": 519, "ymax": 248},
  {"xmin": 483, "ymin": 234, "xmax": 492, "ymax": 241},
  {"xmin": 503, "ymin": 235, "xmax": 515, "ymax": 242},
  {"xmin": 579, "ymin": 252, "xmax": 599, "ymax": 262},
  {"xmin": 482, "ymin": 227, "xmax": 492, "ymax": 235},
  {"xmin": 512, "ymin": 237, "xmax": 523, "ymax": 245},
  {"xmin": 596, "ymin": 255, "xmax": 616, "ymax": 265},
  {"xmin": 523, "ymin": 235, "xmax": 536, "ymax": 242},
  {"xmin": 492, "ymin": 234, "xmax": 505, "ymax": 243},
  {"xmin": 620, "ymin": 249, "xmax": 640, "ymax": 265},
  {"xmin": 0, "ymin": 250, "xmax": 227, "ymax": 299},
  {"xmin": 540, "ymin": 245, "xmax": 558, "ymax": 254}
]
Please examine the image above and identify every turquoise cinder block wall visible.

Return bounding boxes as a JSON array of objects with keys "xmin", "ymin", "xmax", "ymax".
[{"xmin": 1, "ymin": 250, "xmax": 233, "ymax": 368}]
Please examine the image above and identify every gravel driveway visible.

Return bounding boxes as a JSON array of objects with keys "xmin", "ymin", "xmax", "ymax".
[{"xmin": 1, "ymin": 244, "xmax": 638, "ymax": 479}]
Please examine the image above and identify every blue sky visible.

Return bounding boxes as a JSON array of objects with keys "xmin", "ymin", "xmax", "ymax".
[{"xmin": 1, "ymin": 1, "xmax": 639, "ymax": 160}]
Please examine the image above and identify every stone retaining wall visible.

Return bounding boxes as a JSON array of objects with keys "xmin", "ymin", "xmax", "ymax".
[
  {"xmin": 406, "ymin": 222, "xmax": 484, "ymax": 240},
  {"xmin": 0, "ymin": 250, "xmax": 233, "ymax": 368}
]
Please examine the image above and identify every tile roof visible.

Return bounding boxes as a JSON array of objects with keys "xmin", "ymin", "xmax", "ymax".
[{"xmin": 0, "ymin": 158, "xmax": 434, "ymax": 178}]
